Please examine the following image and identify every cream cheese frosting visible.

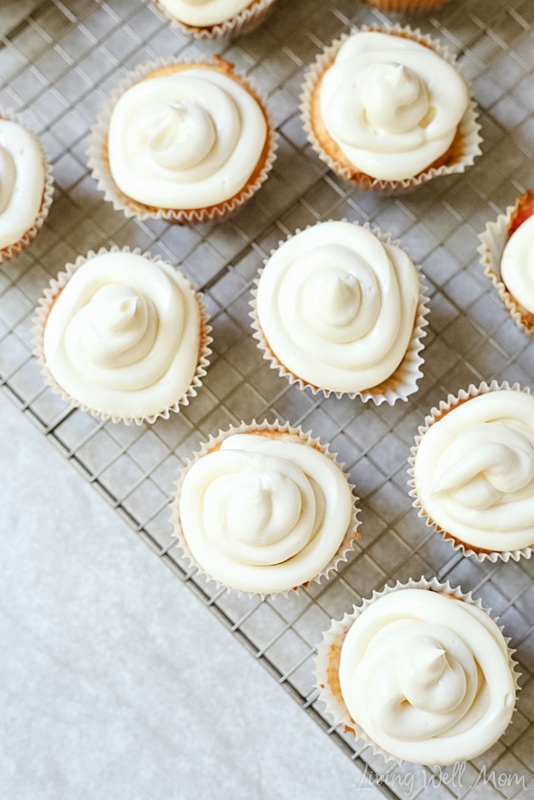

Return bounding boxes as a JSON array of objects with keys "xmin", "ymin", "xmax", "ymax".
[
  {"xmin": 43, "ymin": 251, "xmax": 202, "ymax": 420},
  {"xmin": 157, "ymin": 0, "xmax": 252, "ymax": 26},
  {"xmin": 339, "ymin": 588, "xmax": 516, "ymax": 764},
  {"xmin": 501, "ymin": 215, "xmax": 534, "ymax": 315},
  {"xmin": 318, "ymin": 31, "xmax": 469, "ymax": 181},
  {"xmin": 107, "ymin": 66, "xmax": 267, "ymax": 210},
  {"xmin": 0, "ymin": 119, "xmax": 45, "ymax": 250},
  {"xmin": 255, "ymin": 221, "xmax": 419, "ymax": 394},
  {"xmin": 414, "ymin": 390, "xmax": 534, "ymax": 552},
  {"xmin": 178, "ymin": 432, "xmax": 354, "ymax": 594}
]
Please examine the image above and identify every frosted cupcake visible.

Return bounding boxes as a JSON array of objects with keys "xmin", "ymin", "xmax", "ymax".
[
  {"xmin": 33, "ymin": 247, "xmax": 212, "ymax": 425},
  {"xmin": 250, "ymin": 220, "xmax": 429, "ymax": 405},
  {"xmin": 151, "ymin": 0, "xmax": 277, "ymax": 39},
  {"xmin": 478, "ymin": 190, "xmax": 534, "ymax": 334},
  {"xmin": 409, "ymin": 382, "xmax": 534, "ymax": 562},
  {"xmin": 88, "ymin": 56, "xmax": 276, "ymax": 223},
  {"xmin": 315, "ymin": 578, "xmax": 519, "ymax": 765},
  {"xmin": 362, "ymin": 0, "xmax": 450, "ymax": 12},
  {"xmin": 0, "ymin": 109, "xmax": 53, "ymax": 263},
  {"xmin": 301, "ymin": 26, "xmax": 482, "ymax": 193},
  {"xmin": 170, "ymin": 421, "xmax": 360, "ymax": 595}
]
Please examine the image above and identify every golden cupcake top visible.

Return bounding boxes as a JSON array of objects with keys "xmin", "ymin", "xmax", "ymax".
[
  {"xmin": 413, "ymin": 388, "xmax": 534, "ymax": 554},
  {"xmin": 174, "ymin": 426, "xmax": 358, "ymax": 594},
  {"xmin": 0, "ymin": 118, "xmax": 45, "ymax": 251},
  {"xmin": 337, "ymin": 587, "xmax": 516, "ymax": 764},
  {"xmin": 156, "ymin": 0, "xmax": 255, "ymax": 26},
  {"xmin": 39, "ymin": 250, "xmax": 207, "ymax": 423},
  {"xmin": 107, "ymin": 60, "xmax": 268, "ymax": 210},
  {"xmin": 254, "ymin": 220, "xmax": 420, "ymax": 395},
  {"xmin": 501, "ymin": 191, "xmax": 534, "ymax": 315},
  {"xmin": 317, "ymin": 31, "xmax": 469, "ymax": 181}
]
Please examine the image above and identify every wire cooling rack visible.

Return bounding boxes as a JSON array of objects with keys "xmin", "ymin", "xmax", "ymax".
[{"xmin": 1, "ymin": 1, "xmax": 534, "ymax": 796}]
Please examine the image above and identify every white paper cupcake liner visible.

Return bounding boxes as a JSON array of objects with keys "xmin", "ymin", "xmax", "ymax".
[
  {"xmin": 170, "ymin": 419, "xmax": 361, "ymax": 598},
  {"xmin": 314, "ymin": 577, "xmax": 521, "ymax": 765},
  {"xmin": 477, "ymin": 201, "xmax": 534, "ymax": 335},
  {"xmin": 31, "ymin": 246, "xmax": 212, "ymax": 426},
  {"xmin": 0, "ymin": 107, "xmax": 54, "ymax": 264},
  {"xmin": 249, "ymin": 221, "xmax": 430, "ymax": 405},
  {"xmin": 408, "ymin": 380, "xmax": 534, "ymax": 563},
  {"xmin": 87, "ymin": 56, "xmax": 277, "ymax": 224},
  {"xmin": 150, "ymin": 0, "xmax": 277, "ymax": 39},
  {"xmin": 300, "ymin": 24, "xmax": 482, "ymax": 195}
]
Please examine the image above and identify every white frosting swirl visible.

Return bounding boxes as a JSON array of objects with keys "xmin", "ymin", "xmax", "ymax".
[
  {"xmin": 501, "ymin": 215, "xmax": 534, "ymax": 314},
  {"xmin": 43, "ymin": 252, "xmax": 201, "ymax": 420},
  {"xmin": 414, "ymin": 390, "xmax": 534, "ymax": 551},
  {"xmin": 179, "ymin": 432, "xmax": 354, "ymax": 593},
  {"xmin": 339, "ymin": 589, "xmax": 516, "ymax": 764},
  {"xmin": 319, "ymin": 32, "xmax": 469, "ymax": 181},
  {"xmin": 108, "ymin": 67, "xmax": 267, "ymax": 209},
  {"xmin": 256, "ymin": 221, "xmax": 419, "ymax": 393},
  {"xmin": 0, "ymin": 119, "xmax": 45, "ymax": 250},
  {"xmin": 158, "ymin": 0, "xmax": 252, "ymax": 26}
]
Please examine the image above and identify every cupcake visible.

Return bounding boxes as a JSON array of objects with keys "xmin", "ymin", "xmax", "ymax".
[
  {"xmin": 362, "ymin": 0, "xmax": 450, "ymax": 12},
  {"xmin": 315, "ymin": 578, "xmax": 519, "ymax": 765},
  {"xmin": 301, "ymin": 25, "xmax": 482, "ymax": 193},
  {"xmin": 170, "ymin": 421, "xmax": 360, "ymax": 596},
  {"xmin": 151, "ymin": 0, "xmax": 277, "ymax": 39},
  {"xmin": 88, "ymin": 56, "xmax": 276, "ymax": 223},
  {"xmin": 250, "ymin": 220, "xmax": 429, "ymax": 405},
  {"xmin": 0, "ymin": 109, "xmax": 54, "ymax": 263},
  {"xmin": 478, "ymin": 190, "xmax": 534, "ymax": 334},
  {"xmin": 32, "ymin": 247, "xmax": 212, "ymax": 425},
  {"xmin": 409, "ymin": 381, "xmax": 534, "ymax": 562}
]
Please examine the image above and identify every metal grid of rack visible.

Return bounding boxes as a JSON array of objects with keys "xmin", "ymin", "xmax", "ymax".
[{"xmin": 1, "ymin": 0, "xmax": 534, "ymax": 796}]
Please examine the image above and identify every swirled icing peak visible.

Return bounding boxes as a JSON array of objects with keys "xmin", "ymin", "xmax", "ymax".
[
  {"xmin": 108, "ymin": 66, "xmax": 267, "ymax": 209},
  {"xmin": 42, "ymin": 251, "xmax": 202, "ymax": 420},
  {"xmin": 144, "ymin": 102, "xmax": 216, "ymax": 169},
  {"xmin": 414, "ymin": 389, "xmax": 534, "ymax": 551},
  {"xmin": 255, "ymin": 221, "xmax": 419, "ymax": 393},
  {"xmin": 157, "ymin": 0, "xmax": 253, "ymax": 26},
  {"xmin": 501, "ymin": 214, "xmax": 534, "ymax": 315},
  {"xmin": 0, "ymin": 119, "xmax": 45, "ymax": 250},
  {"xmin": 362, "ymin": 64, "xmax": 429, "ymax": 134},
  {"xmin": 319, "ymin": 31, "xmax": 469, "ymax": 181},
  {"xmin": 178, "ymin": 431, "xmax": 354, "ymax": 593},
  {"xmin": 339, "ymin": 588, "xmax": 516, "ymax": 764}
]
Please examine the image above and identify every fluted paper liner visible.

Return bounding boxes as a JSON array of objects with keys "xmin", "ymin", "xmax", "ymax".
[
  {"xmin": 170, "ymin": 419, "xmax": 361, "ymax": 597},
  {"xmin": 477, "ymin": 201, "xmax": 534, "ymax": 335},
  {"xmin": 408, "ymin": 380, "xmax": 534, "ymax": 562},
  {"xmin": 31, "ymin": 246, "xmax": 212, "ymax": 426},
  {"xmin": 150, "ymin": 0, "xmax": 277, "ymax": 39},
  {"xmin": 0, "ymin": 107, "xmax": 54, "ymax": 264},
  {"xmin": 87, "ymin": 56, "xmax": 277, "ymax": 224},
  {"xmin": 314, "ymin": 577, "xmax": 521, "ymax": 765},
  {"xmin": 250, "ymin": 221, "xmax": 429, "ymax": 405},
  {"xmin": 300, "ymin": 24, "xmax": 482, "ymax": 195}
]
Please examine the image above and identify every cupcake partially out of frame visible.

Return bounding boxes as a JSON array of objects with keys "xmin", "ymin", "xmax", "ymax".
[
  {"xmin": 151, "ymin": 0, "xmax": 277, "ymax": 39},
  {"xmin": 301, "ymin": 25, "xmax": 482, "ymax": 194},
  {"xmin": 88, "ymin": 56, "xmax": 276, "ymax": 223},
  {"xmin": 250, "ymin": 220, "xmax": 429, "ymax": 405},
  {"xmin": 32, "ymin": 247, "xmax": 212, "ymax": 426},
  {"xmin": 478, "ymin": 190, "xmax": 534, "ymax": 335},
  {"xmin": 409, "ymin": 381, "xmax": 534, "ymax": 562},
  {"xmin": 362, "ymin": 0, "xmax": 450, "ymax": 13},
  {"xmin": 315, "ymin": 578, "xmax": 519, "ymax": 765},
  {"xmin": 0, "ymin": 109, "xmax": 54, "ymax": 263},
  {"xmin": 170, "ymin": 420, "xmax": 361, "ymax": 596}
]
